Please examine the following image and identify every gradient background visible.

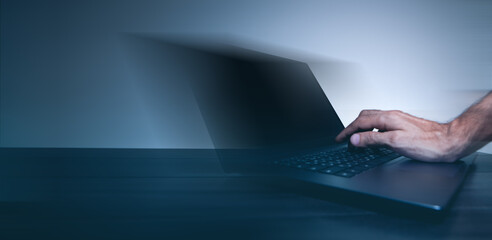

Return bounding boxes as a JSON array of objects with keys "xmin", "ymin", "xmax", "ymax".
[{"xmin": 1, "ymin": 0, "xmax": 491, "ymax": 152}]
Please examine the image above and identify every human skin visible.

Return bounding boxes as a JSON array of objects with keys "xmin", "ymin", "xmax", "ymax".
[{"xmin": 335, "ymin": 91, "xmax": 492, "ymax": 162}]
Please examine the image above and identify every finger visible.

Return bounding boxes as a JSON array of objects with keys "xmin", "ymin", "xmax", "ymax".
[
  {"xmin": 335, "ymin": 119, "xmax": 373, "ymax": 142},
  {"xmin": 335, "ymin": 114, "xmax": 386, "ymax": 142},
  {"xmin": 351, "ymin": 131, "xmax": 393, "ymax": 147},
  {"xmin": 335, "ymin": 111, "xmax": 403, "ymax": 142},
  {"xmin": 335, "ymin": 110, "xmax": 375, "ymax": 142},
  {"xmin": 358, "ymin": 109, "xmax": 382, "ymax": 116},
  {"xmin": 335, "ymin": 110, "xmax": 382, "ymax": 142}
]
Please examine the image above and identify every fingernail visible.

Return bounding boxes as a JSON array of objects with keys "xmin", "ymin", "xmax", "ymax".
[{"xmin": 351, "ymin": 134, "xmax": 360, "ymax": 146}]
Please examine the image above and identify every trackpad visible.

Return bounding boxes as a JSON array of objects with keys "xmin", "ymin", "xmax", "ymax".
[
  {"xmin": 355, "ymin": 158, "xmax": 469, "ymax": 205},
  {"xmin": 390, "ymin": 158, "xmax": 466, "ymax": 178}
]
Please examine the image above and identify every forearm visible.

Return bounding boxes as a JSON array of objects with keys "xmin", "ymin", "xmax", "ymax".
[{"xmin": 448, "ymin": 91, "xmax": 492, "ymax": 158}]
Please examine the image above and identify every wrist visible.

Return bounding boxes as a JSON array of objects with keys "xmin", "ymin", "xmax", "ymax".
[{"xmin": 443, "ymin": 119, "xmax": 471, "ymax": 161}]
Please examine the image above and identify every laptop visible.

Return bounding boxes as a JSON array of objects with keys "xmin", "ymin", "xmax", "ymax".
[{"xmin": 130, "ymin": 36, "xmax": 476, "ymax": 214}]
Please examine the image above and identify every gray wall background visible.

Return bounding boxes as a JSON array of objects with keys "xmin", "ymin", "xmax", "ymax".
[{"xmin": 1, "ymin": 0, "xmax": 491, "ymax": 152}]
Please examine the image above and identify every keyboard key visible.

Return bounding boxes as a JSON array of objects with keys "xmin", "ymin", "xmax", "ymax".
[
  {"xmin": 346, "ymin": 168, "xmax": 362, "ymax": 174},
  {"xmin": 295, "ymin": 164, "xmax": 308, "ymax": 169},
  {"xmin": 335, "ymin": 171, "xmax": 355, "ymax": 178},
  {"xmin": 307, "ymin": 165, "xmax": 323, "ymax": 171},
  {"xmin": 319, "ymin": 166, "xmax": 344, "ymax": 174}
]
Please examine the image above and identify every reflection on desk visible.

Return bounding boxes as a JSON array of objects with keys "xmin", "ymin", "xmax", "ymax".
[{"xmin": 0, "ymin": 149, "xmax": 491, "ymax": 240}]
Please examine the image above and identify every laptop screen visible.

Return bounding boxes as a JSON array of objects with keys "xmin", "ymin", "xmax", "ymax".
[{"xmin": 142, "ymin": 38, "xmax": 345, "ymax": 151}]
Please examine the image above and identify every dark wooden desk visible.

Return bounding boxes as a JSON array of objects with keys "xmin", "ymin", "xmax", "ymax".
[{"xmin": 1, "ymin": 149, "xmax": 491, "ymax": 239}]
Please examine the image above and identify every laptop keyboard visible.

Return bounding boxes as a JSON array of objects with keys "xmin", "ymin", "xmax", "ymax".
[{"xmin": 274, "ymin": 147, "xmax": 399, "ymax": 178}]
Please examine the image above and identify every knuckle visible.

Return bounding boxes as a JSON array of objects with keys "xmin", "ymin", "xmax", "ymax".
[
  {"xmin": 393, "ymin": 110, "xmax": 404, "ymax": 114},
  {"xmin": 368, "ymin": 134, "xmax": 378, "ymax": 145},
  {"xmin": 386, "ymin": 132, "xmax": 399, "ymax": 147},
  {"xmin": 386, "ymin": 110, "xmax": 403, "ymax": 121},
  {"xmin": 377, "ymin": 113, "xmax": 389, "ymax": 125},
  {"xmin": 361, "ymin": 133, "xmax": 372, "ymax": 143},
  {"xmin": 388, "ymin": 110, "xmax": 399, "ymax": 116},
  {"xmin": 393, "ymin": 110, "xmax": 407, "ymax": 118},
  {"xmin": 361, "ymin": 133, "xmax": 378, "ymax": 146}
]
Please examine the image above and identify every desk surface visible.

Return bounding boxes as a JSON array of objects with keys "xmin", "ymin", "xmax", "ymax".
[{"xmin": 0, "ymin": 149, "xmax": 491, "ymax": 240}]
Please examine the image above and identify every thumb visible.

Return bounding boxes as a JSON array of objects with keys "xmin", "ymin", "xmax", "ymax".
[{"xmin": 351, "ymin": 132, "xmax": 389, "ymax": 147}]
